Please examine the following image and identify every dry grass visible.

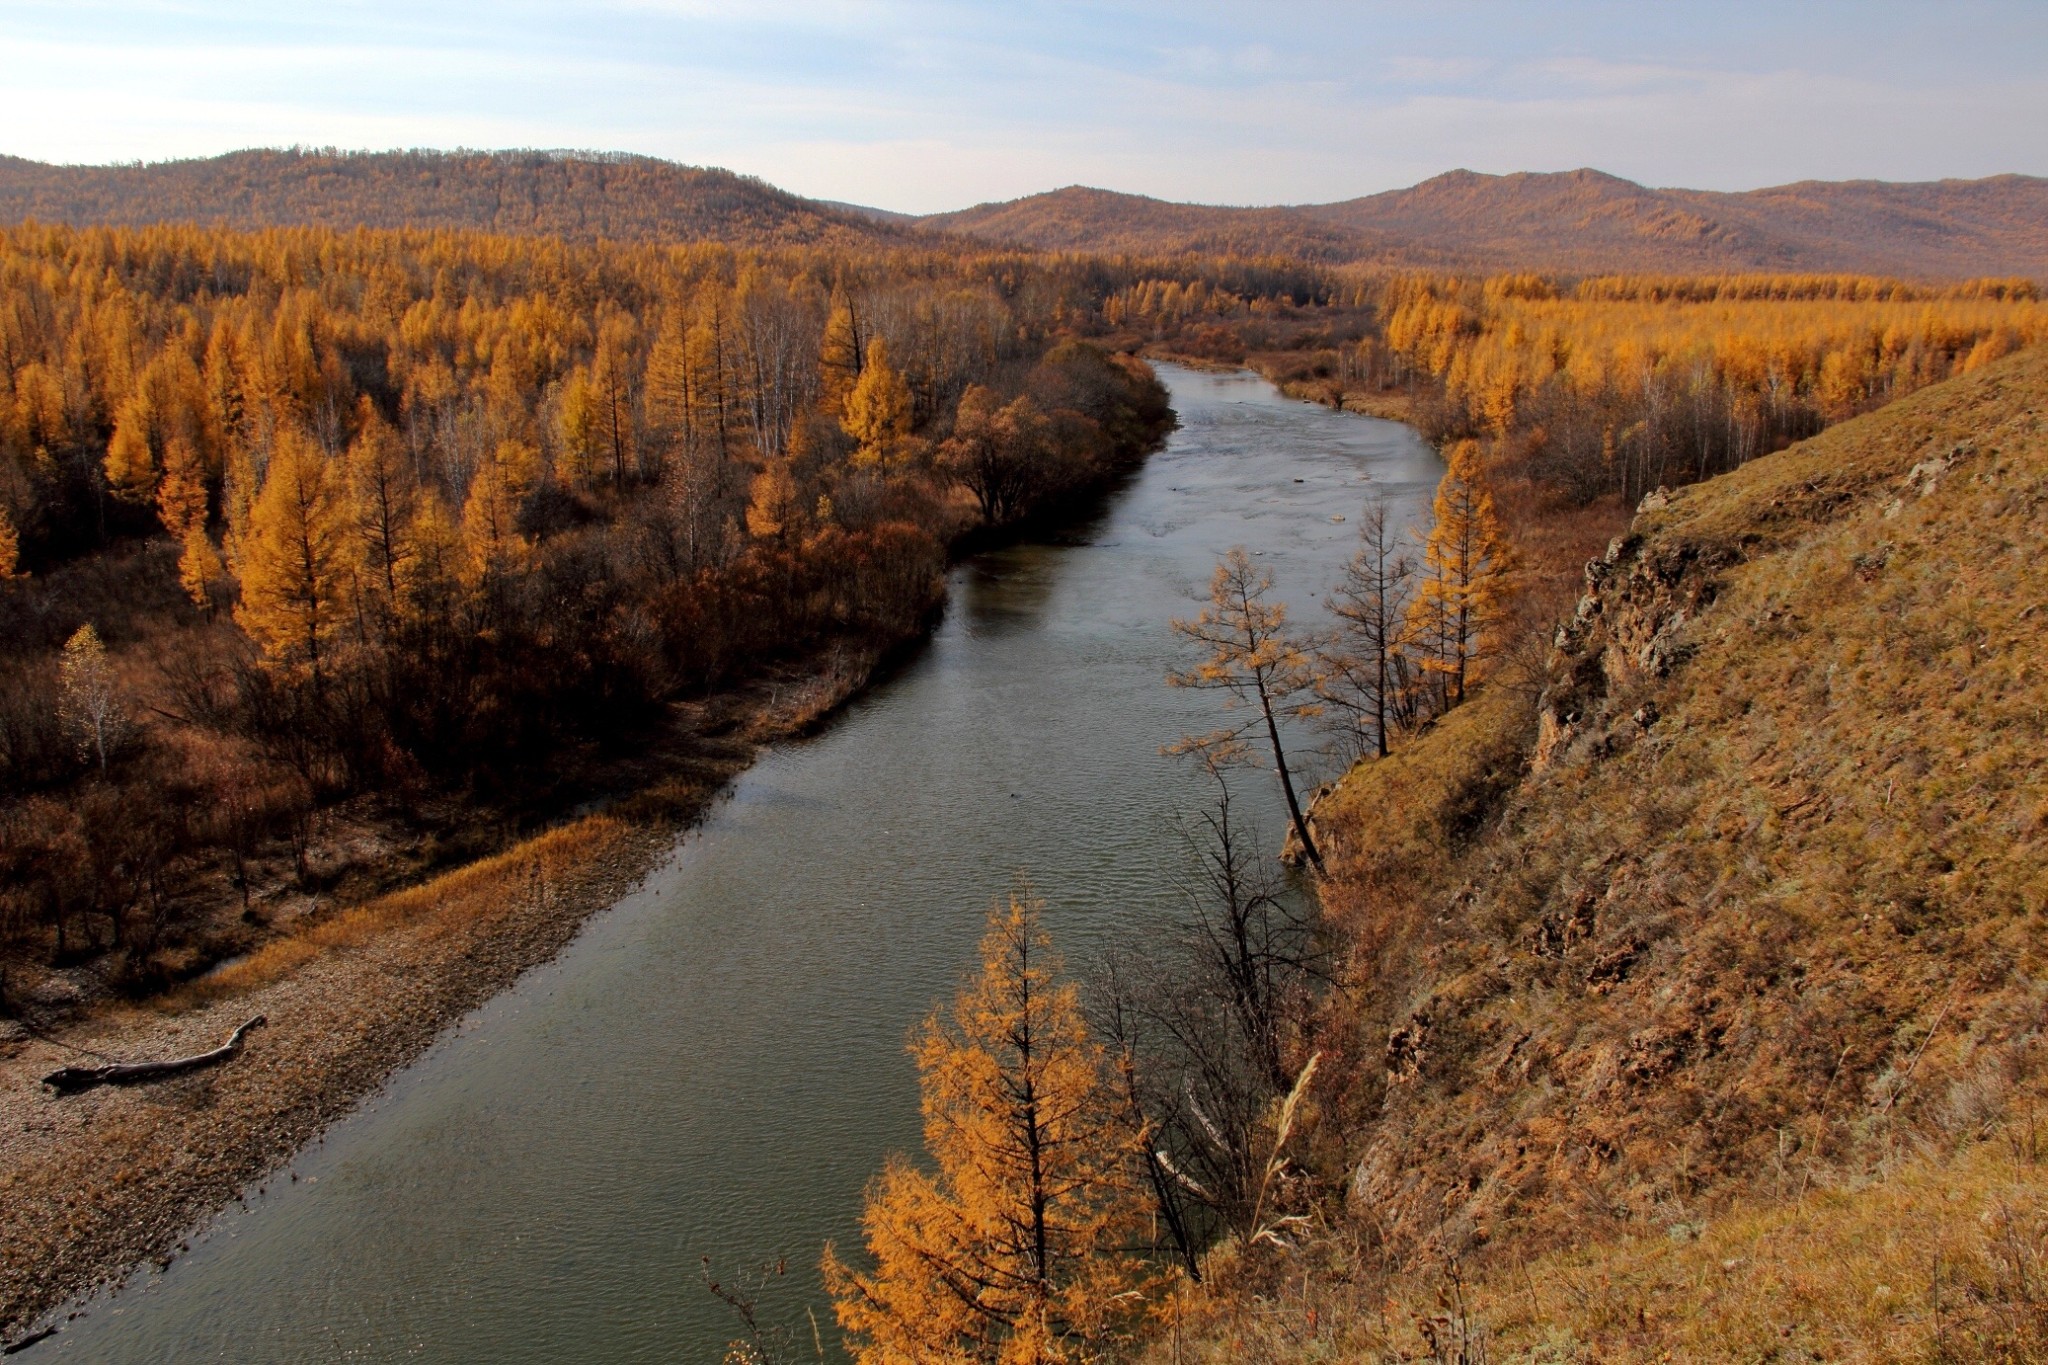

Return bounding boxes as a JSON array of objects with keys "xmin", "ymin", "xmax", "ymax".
[
  {"xmin": 1162, "ymin": 346, "xmax": 2048, "ymax": 1363},
  {"xmin": 156, "ymin": 812, "xmax": 636, "ymax": 1010}
]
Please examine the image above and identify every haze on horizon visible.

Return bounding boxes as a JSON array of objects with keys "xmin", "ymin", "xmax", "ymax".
[{"xmin": 2, "ymin": 0, "xmax": 2044, "ymax": 216}]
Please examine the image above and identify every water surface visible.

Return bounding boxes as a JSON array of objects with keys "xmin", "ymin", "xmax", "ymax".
[{"xmin": 52, "ymin": 365, "xmax": 1439, "ymax": 1362}]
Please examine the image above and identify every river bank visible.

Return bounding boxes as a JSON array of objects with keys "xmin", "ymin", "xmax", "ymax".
[
  {"xmin": 0, "ymin": 647, "xmax": 888, "ymax": 1347},
  {"xmin": 12, "ymin": 362, "xmax": 1441, "ymax": 1361}
]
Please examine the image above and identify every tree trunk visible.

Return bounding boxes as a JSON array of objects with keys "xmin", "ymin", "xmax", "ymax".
[{"xmin": 1260, "ymin": 689, "xmax": 1323, "ymax": 871}]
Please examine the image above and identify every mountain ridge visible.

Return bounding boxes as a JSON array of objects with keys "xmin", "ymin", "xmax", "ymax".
[
  {"xmin": 2, "ymin": 150, "xmax": 2044, "ymax": 277},
  {"xmin": 0, "ymin": 147, "xmax": 917, "ymax": 252},
  {"xmin": 926, "ymin": 167, "xmax": 2048, "ymax": 276}
]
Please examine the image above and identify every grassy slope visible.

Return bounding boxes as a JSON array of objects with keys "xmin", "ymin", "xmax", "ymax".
[
  {"xmin": 926, "ymin": 171, "xmax": 2048, "ymax": 277},
  {"xmin": 1176, "ymin": 346, "xmax": 2048, "ymax": 1360}
]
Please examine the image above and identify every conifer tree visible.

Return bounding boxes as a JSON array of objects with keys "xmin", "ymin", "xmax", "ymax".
[
  {"xmin": 235, "ymin": 429, "xmax": 351, "ymax": 686},
  {"xmin": 1171, "ymin": 550, "xmax": 1325, "ymax": 871},
  {"xmin": 824, "ymin": 897, "xmax": 1160, "ymax": 1365},
  {"xmin": 459, "ymin": 442, "xmax": 530, "ymax": 591},
  {"xmin": 842, "ymin": 338, "xmax": 911, "ymax": 468},
  {"xmin": 557, "ymin": 366, "xmax": 605, "ymax": 489},
  {"xmin": 344, "ymin": 399, "xmax": 417, "ymax": 606},
  {"xmin": 642, "ymin": 306, "xmax": 694, "ymax": 480},
  {"xmin": 103, "ymin": 393, "xmax": 159, "ymax": 504},
  {"xmin": 154, "ymin": 433, "xmax": 209, "ymax": 541},
  {"xmin": 1321, "ymin": 497, "xmax": 1416, "ymax": 759},
  {"xmin": 1405, "ymin": 439, "xmax": 1514, "ymax": 710},
  {"xmin": 819, "ymin": 286, "xmax": 867, "ymax": 414},
  {"xmin": 0, "ymin": 506, "xmax": 20, "ymax": 580}
]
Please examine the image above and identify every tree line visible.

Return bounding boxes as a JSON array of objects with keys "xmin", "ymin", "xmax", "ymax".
[{"xmin": 1367, "ymin": 270, "xmax": 2048, "ymax": 503}]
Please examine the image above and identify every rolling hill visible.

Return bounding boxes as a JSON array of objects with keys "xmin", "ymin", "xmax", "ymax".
[
  {"xmin": 926, "ymin": 168, "xmax": 2048, "ymax": 278},
  {"xmin": 0, "ymin": 148, "xmax": 914, "ymax": 251},
  {"xmin": 3, "ymin": 150, "xmax": 2043, "ymax": 278}
]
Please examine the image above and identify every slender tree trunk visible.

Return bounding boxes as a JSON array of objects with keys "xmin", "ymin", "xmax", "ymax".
[{"xmin": 1259, "ymin": 684, "xmax": 1323, "ymax": 871}]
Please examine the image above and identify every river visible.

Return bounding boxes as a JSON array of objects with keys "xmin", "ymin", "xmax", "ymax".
[{"xmin": 46, "ymin": 363, "xmax": 1441, "ymax": 1362}]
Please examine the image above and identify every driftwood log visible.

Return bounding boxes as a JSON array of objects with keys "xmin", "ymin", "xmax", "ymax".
[{"xmin": 41, "ymin": 1016, "xmax": 267, "ymax": 1096}]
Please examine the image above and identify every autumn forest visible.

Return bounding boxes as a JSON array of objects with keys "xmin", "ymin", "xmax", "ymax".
[{"xmin": 3, "ymin": 141, "xmax": 2048, "ymax": 1365}]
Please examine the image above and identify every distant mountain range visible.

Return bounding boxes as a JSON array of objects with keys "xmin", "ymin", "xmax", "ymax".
[
  {"xmin": 922, "ymin": 169, "xmax": 2048, "ymax": 278},
  {"xmin": 3, "ymin": 149, "xmax": 2043, "ymax": 278}
]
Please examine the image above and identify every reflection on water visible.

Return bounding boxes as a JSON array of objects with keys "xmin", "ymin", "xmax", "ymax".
[{"xmin": 50, "ymin": 365, "xmax": 1440, "ymax": 1363}]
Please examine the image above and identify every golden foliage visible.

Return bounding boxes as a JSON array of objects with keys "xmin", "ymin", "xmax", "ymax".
[
  {"xmin": 842, "ymin": 338, "xmax": 913, "ymax": 467},
  {"xmin": 1405, "ymin": 439, "xmax": 1515, "ymax": 707},
  {"xmin": 234, "ymin": 428, "xmax": 351, "ymax": 682},
  {"xmin": 825, "ymin": 896, "xmax": 1163, "ymax": 1364}
]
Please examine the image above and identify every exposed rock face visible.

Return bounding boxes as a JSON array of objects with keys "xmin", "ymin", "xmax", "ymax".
[{"xmin": 1533, "ymin": 492, "xmax": 1731, "ymax": 773}]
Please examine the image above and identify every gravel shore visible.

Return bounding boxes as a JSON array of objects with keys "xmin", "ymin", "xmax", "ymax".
[{"xmin": 0, "ymin": 652, "xmax": 878, "ymax": 1346}]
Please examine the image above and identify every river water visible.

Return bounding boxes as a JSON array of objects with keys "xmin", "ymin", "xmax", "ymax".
[{"xmin": 48, "ymin": 364, "xmax": 1439, "ymax": 1363}]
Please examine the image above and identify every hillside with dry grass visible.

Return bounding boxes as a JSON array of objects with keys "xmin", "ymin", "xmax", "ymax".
[
  {"xmin": 928, "ymin": 170, "xmax": 2048, "ymax": 278},
  {"xmin": 0, "ymin": 149, "xmax": 914, "ymax": 250},
  {"xmin": 917, "ymin": 186, "xmax": 1438, "ymax": 266},
  {"xmin": 1166, "ymin": 345, "xmax": 2048, "ymax": 1360}
]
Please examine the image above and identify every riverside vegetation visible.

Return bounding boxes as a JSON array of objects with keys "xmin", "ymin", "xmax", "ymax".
[
  {"xmin": 2, "ymin": 153, "xmax": 2044, "ymax": 1363},
  {"xmin": 817, "ymin": 308, "xmax": 2048, "ymax": 1360},
  {"xmin": 0, "ymin": 220, "xmax": 1169, "ymax": 1012}
]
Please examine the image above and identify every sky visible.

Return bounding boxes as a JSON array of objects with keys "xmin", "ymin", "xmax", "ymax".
[{"xmin": 1, "ymin": 1, "xmax": 2044, "ymax": 214}]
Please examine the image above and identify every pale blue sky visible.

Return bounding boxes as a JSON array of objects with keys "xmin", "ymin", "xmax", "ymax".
[{"xmin": 2, "ymin": 1, "xmax": 2043, "ymax": 213}]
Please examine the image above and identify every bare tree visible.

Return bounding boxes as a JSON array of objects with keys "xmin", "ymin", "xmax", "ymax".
[
  {"xmin": 1319, "ymin": 497, "xmax": 1417, "ymax": 761},
  {"xmin": 1169, "ymin": 548, "xmax": 1324, "ymax": 870},
  {"xmin": 1090, "ymin": 760, "xmax": 1326, "ymax": 1253}
]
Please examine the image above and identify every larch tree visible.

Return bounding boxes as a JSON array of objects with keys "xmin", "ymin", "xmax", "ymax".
[
  {"xmin": 235, "ymin": 429, "xmax": 351, "ymax": 688},
  {"xmin": 344, "ymin": 399, "xmax": 418, "ymax": 608},
  {"xmin": 643, "ymin": 304, "xmax": 694, "ymax": 478},
  {"xmin": 103, "ymin": 392, "xmax": 160, "ymax": 505},
  {"xmin": 819, "ymin": 285, "xmax": 868, "ymax": 414},
  {"xmin": 1170, "ymin": 549, "xmax": 1325, "ymax": 872},
  {"xmin": 1405, "ymin": 439, "xmax": 1515, "ymax": 711},
  {"xmin": 459, "ymin": 441, "xmax": 532, "ymax": 593},
  {"xmin": 0, "ymin": 506, "xmax": 20, "ymax": 580},
  {"xmin": 591, "ymin": 312, "xmax": 638, "ymax": 486},
  {"xmin": 842, "ymin": 338, "xmax": 912, "ymax": 468},
  {"xmin": 557, "ymin": 365, "xmax": 605, "ymax": 490},
  {"xmin": 824, "ymin": 896, "xmax": 1162, "ymax": 1365}
]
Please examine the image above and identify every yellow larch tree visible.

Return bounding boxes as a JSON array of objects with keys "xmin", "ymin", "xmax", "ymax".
[
  {"xmin": 0, "ymin": 504, "xmax": 20, "ymax": 580},
  {"xmin": 344, "ymin": 399, "xmax": 418, "ymax": 608},
  {"xmin": 103, "ymin": 393, "xmax": 161, "ymax": 504},
  {"xmin": 1405, "ymin": 439, "xmax": 1515, "ymax": 710},
  {"xmin": 235, "ymin": 428, "xmax": 352, "ymax": 686},
  {"xmin": 459, "ymin": 441, "xmax": 532, "ymax": 592},
  {"xmin": 824, "ymin": 896, "xmax": 1163, "ymax": 1365},
  {"xmin": 642, "ymin": 305, "xmax": 694, "ymax": 476},
  {"xmin": 842, "ymin": 337, "xmax": 912, "ymax": 468},
  {"xmin": 557, "ymin": 365, "xmax": 605, "ymax": 490},
  {"xmin": 157, "ymin": 431, "xmax": 224, "ymax": 608},
  {"xmin": 819, "ymin": 285, "xmax": 867, "ymax": 414},
  {"xmin": 744, "ymin": 459, "xmax": 799, "ymax": 542}
]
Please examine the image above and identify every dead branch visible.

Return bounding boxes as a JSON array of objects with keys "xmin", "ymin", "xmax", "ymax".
[{"xmin": 41, "ymin": 1016, "xmax": 267, "ymax": 1096}]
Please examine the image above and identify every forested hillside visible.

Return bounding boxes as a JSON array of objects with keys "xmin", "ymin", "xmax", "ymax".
[
  {"xmin": 14, "ymin": 153, "xmax": 2046, "ymax": 280},
  {"xmin": 0, "ymin": 219, "xmax": 1168, "ymax": 1008},
  {"xmin": 0, "ymin": 150, "xmax": 911, "ymax": 251}
]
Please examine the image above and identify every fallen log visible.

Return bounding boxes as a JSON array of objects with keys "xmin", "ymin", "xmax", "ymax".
[{"xmin": 41, "ymin": 1016, "xmax": 267, "ymax": 1096}]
